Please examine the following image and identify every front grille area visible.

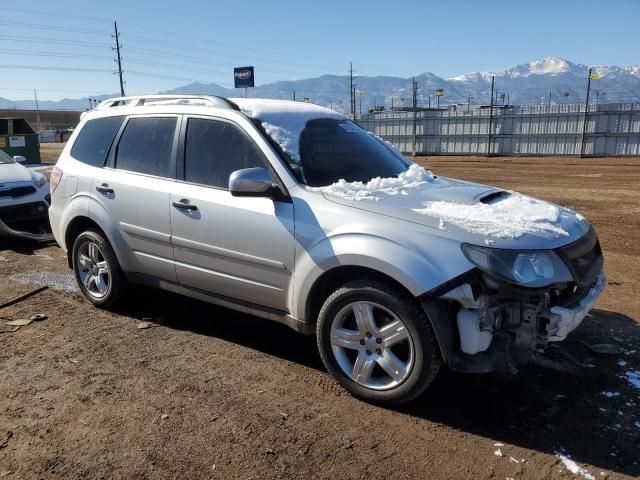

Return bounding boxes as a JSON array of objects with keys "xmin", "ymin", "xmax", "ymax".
[
  {"xmin": 0, "ymin": 186, "xmax": 37, "ymax": 198},
  {"xmin": 557, "ymin": 227, "xmax": 603, "ymax": 287},
  {"xmin": 0, "ymin": 201, "xmax": 49, "ymax": 224}
]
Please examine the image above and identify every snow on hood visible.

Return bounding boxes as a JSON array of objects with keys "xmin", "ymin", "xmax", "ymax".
[
  {"xmin": 314, "ymin": 167, "xmax": 588, "ymax": 243},
  {"xmin": 309, "ymin": 164, "xmax": 435, "ymax": 200},
  {"xmin": 231, "ymin": 98, "xmax": 343, "ymax": 163},
  {"xmin": 414, "ymin": 192, "xmax": 570, "ymax": 239}
]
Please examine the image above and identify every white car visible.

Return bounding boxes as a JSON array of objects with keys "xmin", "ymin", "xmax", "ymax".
[{"xmin": 0, "ymin": 150, "xmax": 52, "ymax": 240}]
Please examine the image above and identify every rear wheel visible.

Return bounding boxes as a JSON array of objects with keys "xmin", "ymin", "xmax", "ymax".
[
  {"xmin": 316, "ymin": 279, "xmax": 441, "ymax": 406},
  {"xmin": 72, "ymin": 229, "xmax": 126, "ymax": 308}
]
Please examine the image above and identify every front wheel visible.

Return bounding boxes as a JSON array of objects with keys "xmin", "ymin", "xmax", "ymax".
[{"xmin": 316, "ymin": 279, "xmax": 441, "ymax": 406}]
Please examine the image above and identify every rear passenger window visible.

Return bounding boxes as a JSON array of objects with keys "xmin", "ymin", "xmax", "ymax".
[
  {"xmin": 184, "ymin": 118, "xmax": 267, "ymax": 189},
  {"xmin": 70, "ymin": 116, "xmax": 124, "ymax": 167},
  {"xmin": 115, "ymin": 117, "xmax": 176, "ymax": 178}
]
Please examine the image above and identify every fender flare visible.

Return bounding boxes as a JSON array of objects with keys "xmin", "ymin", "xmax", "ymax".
[
  {"xmin": 293, "ymin": 232, "xmax": 463, "ymax": 322},
  {"xmin": 61, "ymin": 195, "xmax": 133, "ymax": 272}
]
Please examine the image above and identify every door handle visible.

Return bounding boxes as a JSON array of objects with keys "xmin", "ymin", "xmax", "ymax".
[
  {"xmin": 96, "ymin": 184, "xmax": 114, "ymax": 194},
  {"xmin": 172, "ymin": 200, "xmax": 198, "ymax": 211}
]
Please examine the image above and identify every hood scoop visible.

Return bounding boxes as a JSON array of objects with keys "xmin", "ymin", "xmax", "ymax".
[{"xmin": 478, "ymin": 190, "xmax": 510, "ymax": 204}]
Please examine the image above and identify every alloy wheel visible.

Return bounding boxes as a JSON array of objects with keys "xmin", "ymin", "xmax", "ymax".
[
  {"xmin": 77, "ymin": 241, "xmax": 110, "ymax": 298},
  {"xmin": 329, "ymin": 301, "xmax": 415, "ymax": 390}
]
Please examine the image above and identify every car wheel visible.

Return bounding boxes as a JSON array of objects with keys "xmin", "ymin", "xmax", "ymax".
[
  {"xmin": 72, "ymin": 229, "xmax": 126, "ymax": 308},
  {"xmin": 317, "ymin": 278, "xmax": 442, "ymax": 406}
]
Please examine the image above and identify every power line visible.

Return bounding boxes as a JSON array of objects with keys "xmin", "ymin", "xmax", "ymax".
[
  {"xmin": 0, "ymin": 49, "xmax": 112, "ymax": 60},
  {"xmin": 0, "ymin": 20, "xmax": 110, "ymax": 35},
  {"xmin": 0, "ymin": 64, "xmax": 113, "ymax": 73},
  {"xmin": 0, "ymin": 33, "xmax": 110, "ymax": 48},
  {"xmin": 121, "ymin": 32, "xmax": 338, "ymax": 72},
  {"xmin": 1, "ymin": 6, "xmax": 112, "ymax": 23},
  {"xmin": 124, "ymin": 59, "xmax": 228, "ymax": 77},
  {"xmin": 119, "ymin": 21, "xmax": 339, "ymax": 65},
  {"xmin": 0, "ymin": 87, "xmax": 111, "ymax": 94}
]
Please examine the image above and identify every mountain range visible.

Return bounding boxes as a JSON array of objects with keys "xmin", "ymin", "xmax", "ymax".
[{"xmin": 1, "ymin": 58, "xmax": 639, "ymax": 113}]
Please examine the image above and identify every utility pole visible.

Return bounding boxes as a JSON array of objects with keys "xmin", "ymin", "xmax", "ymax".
[
  {"xmin": 33, "ymin": 89, "xmax": 41, "ymax": 132},
  {"xmin": 487, "ymin": 75, "xmax": 495, "ymax": 157},
  {"xmin": 547, "ymin": 90, "xmax": 552, "ymax": 110},
  {"xmin": 349, "ymin": 62, "xmax": 354, "ymax": 120},
  {"xmin": 352, "ymin": 85, "xmax": 357, "ymax": 122},
  {"xmin": 112, "ymin": 21, "xmax": 125, "ymax": 96},
  {"xmin": 580, "ymin": 67, "xmax": 594, "ymax": 158},
  {"xmin": 467, "ymin": 93, "xmax": 472, "ymax": 111},
  {"xmin": 411, "ymin": 77, "xmax": 417, "ymax": 157}
]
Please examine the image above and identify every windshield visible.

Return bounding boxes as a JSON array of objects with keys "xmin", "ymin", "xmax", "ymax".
[
  {"xmin": 298, "ymin": 119, "xmax": 410, "ymax": 187},
  {"xmin": 0, "ymin": 150, "xmax": 15, "ymax": 164}
]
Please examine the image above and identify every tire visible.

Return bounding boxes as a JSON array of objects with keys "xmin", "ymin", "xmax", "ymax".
[
  {"xmin": 316, "ymin": 278, "xmax": 441, "ymax": 406},
  {"xmin": 72, "ymin": 229, "xmax": 126, "ymax": 308}
]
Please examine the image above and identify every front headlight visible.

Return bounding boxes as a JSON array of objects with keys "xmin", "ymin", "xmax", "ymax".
[
  {"xmin": 461, "ymin": 243, "xmax": 573, "ymax": 288},
  {"xmin": 33, "ymin": 173, "xmax": 47, "ymax": 188}
]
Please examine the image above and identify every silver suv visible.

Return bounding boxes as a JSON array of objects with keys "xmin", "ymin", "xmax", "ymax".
[{"xmin": 49, "ymin": 95, "xmax": 605, "ymax": 405}]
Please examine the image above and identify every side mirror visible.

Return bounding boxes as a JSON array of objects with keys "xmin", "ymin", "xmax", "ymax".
[
  {"xmin": 229, "ymin": 167, "xmax": 274, "ymax": 197},
  {"xmin": 13, "ymin": 155, "xmax": 27, "ymax": 164}
]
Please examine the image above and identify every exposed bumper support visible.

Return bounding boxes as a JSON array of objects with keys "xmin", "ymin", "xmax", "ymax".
[
  {"xmin": 0, "ymin": 217, "xmax": 54, "ymax": 242},
  {"xmin": 547, "ymin": 272, "xmax": 606, "ymax": 341}
]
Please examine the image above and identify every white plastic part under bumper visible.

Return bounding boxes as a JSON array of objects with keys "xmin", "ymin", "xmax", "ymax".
[{"xmin": 547, "ymin": 271, "xmax": 606, "ymax": 342}]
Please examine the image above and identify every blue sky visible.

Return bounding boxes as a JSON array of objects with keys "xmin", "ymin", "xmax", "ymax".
[{"xmin": 1, "ymin": 0, "xmax": 638, "ymax": 101}]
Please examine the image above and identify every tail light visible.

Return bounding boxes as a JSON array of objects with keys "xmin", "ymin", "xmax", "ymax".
[{"xmin": 50, "ymin": 166, "xmax": 63, "ymax": 193}]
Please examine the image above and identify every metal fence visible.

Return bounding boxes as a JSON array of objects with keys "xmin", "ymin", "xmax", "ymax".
[{"xmin": 358, "ymin": 102, "xmax": 640, "ymax": 156}]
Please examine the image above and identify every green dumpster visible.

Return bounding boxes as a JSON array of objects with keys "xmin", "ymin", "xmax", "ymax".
[{"xmin": 0, "ymin": 118, "xmax": 41, "ymax": 164}]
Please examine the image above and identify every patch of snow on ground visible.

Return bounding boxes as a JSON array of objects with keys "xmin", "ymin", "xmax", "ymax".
[
  {"xmin": 231, "ymin": 98, "xmax": 342, "ymax": 163},
  {"xmin": 555, "ymin": 452, "xmax": 595, "ymax": 480},
  {"xmin": 623, "ymin": 370, "xmax": 640, "ymax": 390},
  {"xmin": 311, "ymin": 164, "xmax": 435, "ymax": 201},
  {"xmin": 413, "ymin": 192, "xmax": 569, "ymax": 239},
  {"xmin": 11, "ymin": 272, "xmax": 78, "ymax": 292},
  {"xmin": 602, "ymin": 391, "xmax": 620, "ymax": 398}
]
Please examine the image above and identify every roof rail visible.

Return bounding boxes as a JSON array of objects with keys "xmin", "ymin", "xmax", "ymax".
[{"xmin": 95, "ymin": 95, "xmax": 240, "ymax": 111}]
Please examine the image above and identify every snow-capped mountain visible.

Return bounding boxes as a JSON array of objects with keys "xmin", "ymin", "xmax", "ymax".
[
  {"xmin": 447, "ymin": 58, "xmax": 640, "ymax": 105},
  {"xmin": 1, "ymin": 58, "xmax": 638, "ymax": 112}
]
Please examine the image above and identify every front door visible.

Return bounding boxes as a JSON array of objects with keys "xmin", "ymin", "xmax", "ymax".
[{"xmin": 170, "ymin": 116, "xmax": 294, "ymax": 311}]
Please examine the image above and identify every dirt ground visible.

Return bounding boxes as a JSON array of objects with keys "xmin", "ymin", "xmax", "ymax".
[
  {"xmin": 1, "ymin": 151, "xmax": 639, "ymax": 479},
  {"xmin": 39, "ymin": 143, "xmax": 66, "ymax": 164}
]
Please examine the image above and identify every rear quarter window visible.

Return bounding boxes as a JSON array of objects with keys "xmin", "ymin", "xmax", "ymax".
[{"xmin": 70, "ymin": 116, "xmax": 124, "ymax": 167}]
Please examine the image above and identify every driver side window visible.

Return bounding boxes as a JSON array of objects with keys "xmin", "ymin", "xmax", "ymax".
[{"xmin": 184, "ymin": 118, "xmax": 268, "ymax": 189}]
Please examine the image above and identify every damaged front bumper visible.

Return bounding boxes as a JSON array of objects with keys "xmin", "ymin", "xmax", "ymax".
[
  {"xmin": 0, "ymin": 200, "xmax": 54, "ymax": 242},
  {"xmin": 424, "ymin": 270, "xmax": 607, "ymax": 373},
  {"xmin": 421, "ymin": 227, "xmax": 607, "ymax": 373},
  {"xmin": 547, "ymin": 272, "xmax": 606, "ymax": 342}
]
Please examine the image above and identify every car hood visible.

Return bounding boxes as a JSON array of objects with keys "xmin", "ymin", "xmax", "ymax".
[
  {"xmin": 0, "ymin": 162, "xmax": 32, "ymax": 184},
  {"xmin": 317, "ymin": 173, "xmax": 590, "ymax": 250}
]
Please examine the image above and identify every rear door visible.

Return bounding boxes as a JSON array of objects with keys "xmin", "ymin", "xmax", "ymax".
[
  {"xmin": 90, "ymin": 115, "xmax": 180, "ymax": 282},
  {"xmin": 169, "ymin": 115, "xmax": 295, "ymax": 311}
]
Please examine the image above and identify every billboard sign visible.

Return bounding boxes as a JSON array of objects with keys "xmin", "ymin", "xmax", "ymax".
[{"xmin": 234, "ymin": 66, "xmax": 255, "ymax": 88}]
